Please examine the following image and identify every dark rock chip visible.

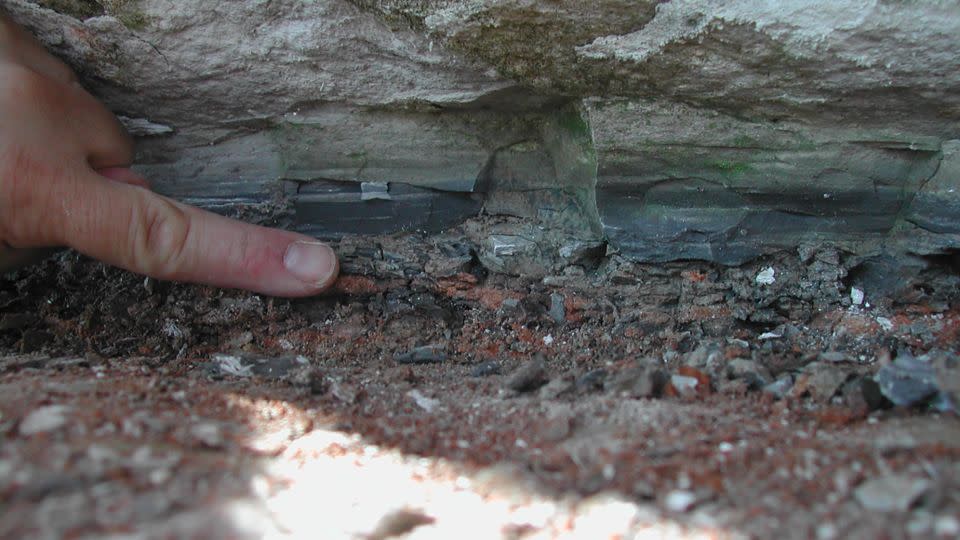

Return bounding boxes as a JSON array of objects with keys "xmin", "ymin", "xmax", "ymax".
[
  {"xmin": 471, "ymin": 361, "xmax": 501, "ymax": 377},
  {"xmin": 368, "ymin": 509, "xmax": 435, "ymax": 540},
  {"xmin": 842, "ymin": 376, "xmax": 891, "ymax": 411},
  {"xmin": 576, "ymin": 369, "xmax": 607, "ymax": 392},
  {"xmin": 725, "ymin": 358, "xmax": 772, "ymax": 389},
  {"xmin": 538, "ymin": 376, "xmax": 576, "ymax": 399},
  {"xmin": 395, "ymin": 345, "xmax": 447, "ymax": 365},
  {"xmin": 548, "ymin": 293, "xmax": 566, "ymax": 323},
  {"xmin": 875, "ymin": 350, "xmax": 956, "ymax": 411}
]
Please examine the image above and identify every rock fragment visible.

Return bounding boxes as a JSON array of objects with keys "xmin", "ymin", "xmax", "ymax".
[
  {"xmin": 763, "ymin": 374, "xmax": 795, "ymax": 399},
  {"xmin": 548, "ymin": 293, "xmax": 566, "ymax": 323},
  {"xmin": 841, "ymin": 376, "xmax": 890, "ymax": 411},
  {"xmin": 791, "ymin": 363, "xmax": 851, "ymax": 402},
  {"xmin": 853, "ymin": 474, "xmax": 930, "ymax": 512},
  {"xmin": 576, "ymin": 369, "xmax": 607, "ymax": 392},
  {"xmin": 367, "ymin": 509, "xmax": 435, "ymax": 540},
  {"xmin": 725, "ymin": 358, "xmax": 772, "ymax": 389},
  {"xmin": 505, "ymin": 356, "xmax": 549, "ymax": 393},
  {"xmin": 470, "ymin": 361, "xmax": 501, "ymax": 377}
]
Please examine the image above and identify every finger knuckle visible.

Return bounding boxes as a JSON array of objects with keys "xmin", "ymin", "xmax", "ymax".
[{"xmin": 132, "ymin": 198, "xmax": 192, "ymax": 277}]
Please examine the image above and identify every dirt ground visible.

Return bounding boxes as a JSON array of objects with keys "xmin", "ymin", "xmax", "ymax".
[{"xmin": 1, "ymin": 227, "xmax": 959, "ymax": 539}]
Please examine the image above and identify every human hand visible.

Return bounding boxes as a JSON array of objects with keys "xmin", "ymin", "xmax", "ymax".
[{"xmin": 0, "ymin": 14, "xmax": 338, "ymax": 296}]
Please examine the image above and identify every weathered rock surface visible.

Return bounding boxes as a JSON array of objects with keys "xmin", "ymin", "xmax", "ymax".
[{"xmin": 4, "ymin": 0, "xmax": 959, "ymax": 269}]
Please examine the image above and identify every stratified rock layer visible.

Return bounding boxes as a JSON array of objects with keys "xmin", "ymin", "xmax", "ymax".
[{"xmin": 3, "ymin": 0, "xmax": 959, "ymax": 270}]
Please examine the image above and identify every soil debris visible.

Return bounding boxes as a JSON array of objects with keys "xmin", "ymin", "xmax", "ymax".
[{"xmin": 1, "ymin": 236, "xmax": 959, "ymax": 539}]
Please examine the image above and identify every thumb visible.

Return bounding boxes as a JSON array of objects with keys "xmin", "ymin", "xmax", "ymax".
[{"xmin": 59, "ymin": 169, "xmax": 339, "ymax": 297}]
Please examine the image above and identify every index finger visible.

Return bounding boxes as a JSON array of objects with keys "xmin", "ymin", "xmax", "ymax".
[{"xmin": 57, "ymin": 169, "xmax": 340, "ymax": 297}]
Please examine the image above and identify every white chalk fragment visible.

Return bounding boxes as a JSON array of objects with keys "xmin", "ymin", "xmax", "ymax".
[
  {"xmin": 117, "ymin": 116, "xmax": 174, "ymax": 136},
  {"xmin": 665, "ymin": 490, "xmax": 698, "ymax": 512},
  {"xmin": 360, "ymin": 182, "xmax": 391, "ymax": 201},
  {"xmin": 850, "ymin": 287, "xmax": 864, "ymax": 306},
  {"xmin": 755, "ymin": 267, "xmax": 776, "ymax": 285},
  {"xmin": 759, "ymin": 332, "xmax": 782, "ymax": 340},
  {"xmin": 670, "ymin": 375, "xmax": 699, "ymax": 394},
  {"xmin": 876, "ymin": 317, "xmax": 894, "ymax": 332},
  {"xmin": 407, "ymin": 390, "xmax": 440, "ymax": 412},
  {"xmin": 214, "ymin": 354, "xmax": 253, "ymax": 377},
  {"xmin": 191, "ymin": 422, "xmax": 225, "ymax": 447},
  {"xmin": 19, "ymin": 405, "xmax": 71, "ymax": 436}
]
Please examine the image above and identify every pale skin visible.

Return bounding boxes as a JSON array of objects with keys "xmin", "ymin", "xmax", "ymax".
[{"xmin": 0, "ymin": 13, "xmax": 339, "ymax": 297}]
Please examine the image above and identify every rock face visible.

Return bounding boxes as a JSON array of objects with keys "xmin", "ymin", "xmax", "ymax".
[{"xmin": 4, "ymin": 0, "xmax": 959, "ymax": 270}]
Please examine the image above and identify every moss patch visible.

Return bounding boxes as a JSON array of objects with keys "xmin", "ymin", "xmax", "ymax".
[
  {"xmin": 35, "ymin": 0, "xmax": 148, "ymax": 29},
  {"xmin": 36, "ymin": 0, "xmax": 104, "ymax": 19},
  {"xmin": 712, "ymin": 160, "xmax": 751, "ymax": 175},
  {"xmin": 100, "ymin": 1, "xmax": 149, "ymax": 30}
]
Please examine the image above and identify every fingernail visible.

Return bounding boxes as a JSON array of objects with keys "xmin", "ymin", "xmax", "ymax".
[{"xmin": 283, "ymin": 241, "xmax": 337, "ymax": 286}]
